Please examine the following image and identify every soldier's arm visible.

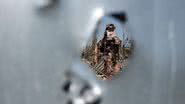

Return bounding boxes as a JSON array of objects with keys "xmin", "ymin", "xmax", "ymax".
[{"xmin": 114, "ymin": 37, "xmax": 121, "ymax": 44}]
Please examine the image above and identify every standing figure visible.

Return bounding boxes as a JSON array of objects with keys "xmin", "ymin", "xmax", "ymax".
[{"xmin": 97, "ymin": 24, "xmax": 122, "ymax": 78}]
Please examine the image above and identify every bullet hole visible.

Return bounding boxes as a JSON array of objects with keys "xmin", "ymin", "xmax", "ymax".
[
  {"xmin": 88, "ymin": 97, "xmax": 102, "ymax": 104},
  {"xmin": 62, "ymin": 80, "xmax": 71, "ymax": 93},
  {"xmin": 66, "ymin": 99, "xmax": 73, "ymax": 104},
  {"xmin": 81, "ymin": 11, "xmax": 132, "ymax": 80},
  {"xmin": 79, "ymin": 84, "xmax": 91, "ymax": 96},
  {"xmin": 108, "ymin": 12, "xmax": 128, "ymax": 23},
  {"xmin": 36, "ymin": 0, "xmax": 59, "ymax": 9}
]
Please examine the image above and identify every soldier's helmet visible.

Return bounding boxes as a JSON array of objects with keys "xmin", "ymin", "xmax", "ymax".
[{"xmin": 106, "ymin": 24, "xmax": 116, "ymax": 32}]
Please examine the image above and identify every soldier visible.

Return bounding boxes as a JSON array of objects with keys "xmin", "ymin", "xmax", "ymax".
[{"xmin": 97, "ymin": 24, "xmax": 122, "ymax": 78}]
